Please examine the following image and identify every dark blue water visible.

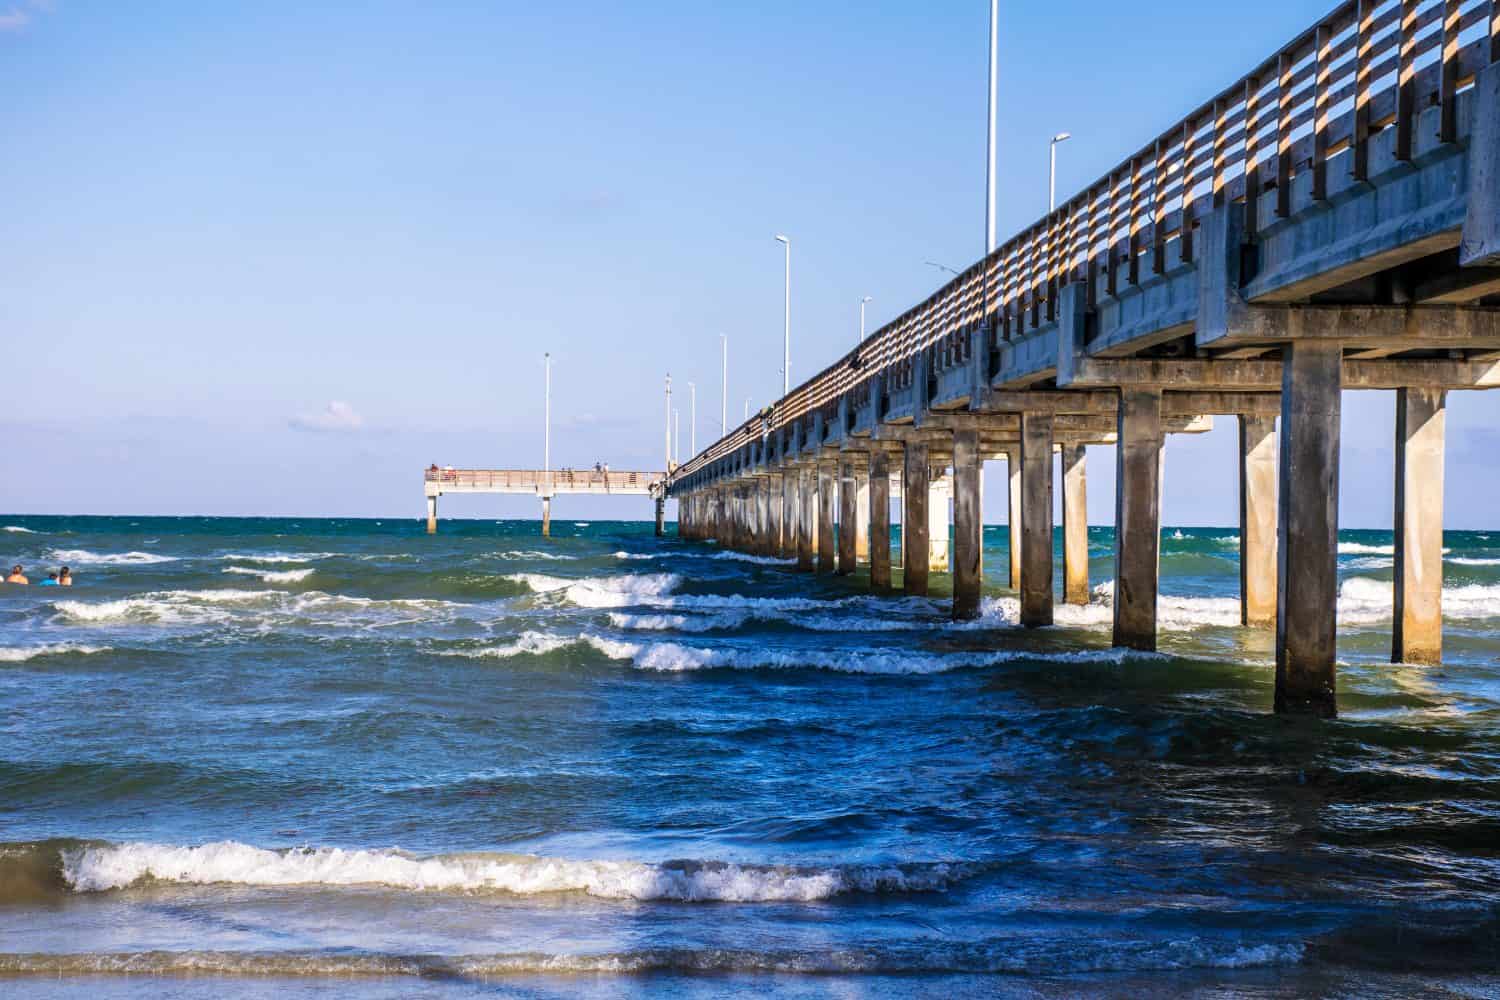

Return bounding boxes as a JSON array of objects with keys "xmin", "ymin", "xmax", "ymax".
[{"xmin": 2, "ymin": 515, "xmax": 1498, "ymax": 996}]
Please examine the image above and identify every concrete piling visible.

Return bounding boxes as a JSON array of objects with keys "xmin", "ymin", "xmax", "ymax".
[
  {"xmin": 1061, "ymin": 442, "xmax": 1089, "ymax": 605},
  {"xmin": 1276, "ymin": 342, "xmax": 1342, "ymax": 717},
  {"xmin": 1393, "ymin": 387, "xmax": 1446, "ymax": 665},
  {"xmin": 1005, "ymin": 447, "xmax": 1022, "ymax": 589},
  {"xmin": 1238, "ymin": 415, "xmax": 1278, "ymax": 626},
  {"xmin": 869, "ymin": 448, "xmax": 892, "ymax": 590},
  {"xmin": 903, "ymin": 442, "xmax": 931, "ymax": 596},
  {"xmin": 1020, "ymin": 413, "xmax": 1055, "ymax": 628},
  {"xmin": 1112, "ymin": 389, "xmax": 1163, "ymax": 650},
  {"xmin": 798, "ymin": 468, "xmax": 815, "ymax": 571},
  {"xmin": 817, "ymin": 462, "xmax": 837, "ymax": 574},
  {"xmin": 838, "ymin": 458, "xmax": 858, "ymax": 575},
  {"xmin": 952, "ymin": 428, "xmax": 984, "ymax": 620},
  {"xmin": 426, "ymin": 495, "xmax": 437, "ymax": 535},
  {"xmin": 542, "ymin": 497, "xmax": 553, "ymax": 538}
]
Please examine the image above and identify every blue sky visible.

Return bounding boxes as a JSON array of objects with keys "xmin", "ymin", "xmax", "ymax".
[{"xmin": 4, "ymin": 1, "xmax": 1498, "ymax": 527}]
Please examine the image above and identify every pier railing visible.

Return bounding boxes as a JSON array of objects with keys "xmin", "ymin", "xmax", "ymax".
[
  {"xmin": 424, "ymin": 469, "xmax": 664, "ymax": 493},
  {"xmin": 668, "ymin": 0, "xmax": 1500, "ymax": 483}
]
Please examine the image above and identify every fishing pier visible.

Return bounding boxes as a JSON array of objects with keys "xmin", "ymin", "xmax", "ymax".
[
  {"xmin": 424, "ymin": 468, "xmax": 668, "ymax": 537},
  {"xmin": 666, "ymin": 1, "xmax": 1500, "ymax": 717}
]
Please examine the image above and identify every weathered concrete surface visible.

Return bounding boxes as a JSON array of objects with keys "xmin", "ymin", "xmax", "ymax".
[
  {"xmin": 767, "ymin": 477, "xmax": 784, "ymax": 557},
  {"xmin": 426, "ymin": 495, "xmax": 437, "ymax": 535},
  {"xmin": 1238, "ymin": 415, "xmax": 1278, "ymax": 627},
  {"xmin": 855, "ymin": 470, "xmax": 871, "ymax": 563},
  {"xmin": 543, "ymin": 497, "xmax": 554, "ymax": 539},
  {"xmin": 903, "ymin": 442, "xmax": 931, "ymax": 596},
  {"xmin": 817, "ymin": 462, "xmax": 836, "ymax": 575},
  {"xmin": 928, "ymin": 475, "xmax": 951, "ymax": 573},
  {"xmin": 649, "ymin": 496, "xmax": 659, "ymax": 539},
  {"xmin": 781, "ymin": 473, "xmax": 798, "ymax": 559},
  {"xmin": 1276, "ymin": 342, "xmax": 1342, "ymax": 718},
  {"xmin": 1006, "ymin": 448, "xmax": 1022, "ymax": 589},
  {"xmin": 1113, "ymin": 389, "xmax": 1163, "ymax": 651},
  {"xmin": 870, "ymin": 449, "xmax": 892, "ymax": 589},
  {"xmin": 797, "ymin": 469, "xmax": 815, "ymax": 572},
  {"xmin": 1393, "ymin": 387, "xmax": 1446, "ymax": 665},
  {"xmin": 952, "ymin": 428, "xmax": 984, "ymax": 620},
  {"xmin": 838, "ymin": 458, "xmax": 858, "ymax": 575},
  {"xmin": 1061, "ymin": 443, "xmax": 1089, "ymax": 605},
  {"xmin": 1463, "ymin": 63, "xmax": 1500, "ymax": 266},
  {"xmin": 1020, "ymin": 413, "xmax": 1054, "ymax": 628}
]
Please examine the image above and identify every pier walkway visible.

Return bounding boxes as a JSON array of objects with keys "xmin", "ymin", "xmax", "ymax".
[
  {"xmin": 424, "ymin": 468, "xmax": 667, "ymax": 536},
  {"xmin": 666, "ymin": 0, "xmax": 1500, "ymax": 717}
]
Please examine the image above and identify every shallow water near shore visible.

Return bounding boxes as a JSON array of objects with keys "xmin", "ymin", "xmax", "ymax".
[{"xmin": 3, "ymin": 514, "xmax": 1499, "ymax": 996}]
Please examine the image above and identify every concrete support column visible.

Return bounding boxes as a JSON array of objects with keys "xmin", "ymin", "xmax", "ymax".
[
  {"xmin": 1061, "ymin": 443, "xmax": 1089, "ymax": 605},
  {"xmin": 542, "ymin": 496, "xmax": 553, "ymax": 538},
  {"xmin": 837, "ymin": 458, "xmax": 858, "ymax": 575},
  {"xmin": 1276, "ymin": 342, "xmax": 1342, "ymax": 717},
  {"xmin": 756, "ymin": 481, "xmax": 770, "ymax": 555},
  {"xmin": 928, "ymin": 474, "xmax": 951, "ymax": 573},
  {"xmin": 903, "ymin": 442, "xmax": 931, "ymax": 596},
  {"xmin": 855, "ymin": 470, "xmax": 871, "ymax": 563},
  {"xmin": 1112, "ymin": 389, "xmax": 1162, "ymax": 650},
  {"xmin": 869, "ymin": 448, "xmax": 892, "ymax": 589},
  {"xmin": 952, "ymin": 428, "xmax": 984, "ymax": 620},
  {"xmin": 797, "ymin": 468, "xmax": 815, "ymax": 572},
  {"xmin": 1020, "ymin": 413, "xmax": 1055, "ymax": 628},
  {"xmin": 1393, "ymin": 387, "xmax": 1446, "ymax": 665},
  {"xmin": 783, "ymin": 471, "xmax": 798, "ymax": 559},
  {"xmin": 1238, "ymin": 415, "xmax": 1278, "ymax": 626},
  {"xmin": 817, "ymin": 461, "xmax": 836, "ymax": 574},
  {"xmin": 1005, "ymin": 448, "xmax": 1022, "ymax": 589},
  {"xmin": 426, "ymin": 495, "xmax": 438, "ymax": 534},
  {"xmin": 767, "ymin": 477, "xmax": 784, "ymax": 558}
]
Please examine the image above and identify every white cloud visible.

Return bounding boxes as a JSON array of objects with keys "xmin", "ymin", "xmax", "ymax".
[
  {"xmin": 289, "ymin": 400, "xmax": 365, "ymax": 433},
  {"xmin": 0, "ymin": 1, "xmax": 55, "ymax": 33}
]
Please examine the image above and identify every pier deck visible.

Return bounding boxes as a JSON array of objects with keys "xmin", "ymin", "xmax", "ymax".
[{"xmin": 424, "ymin": 468, "xmax": 667, "ymax": 536}]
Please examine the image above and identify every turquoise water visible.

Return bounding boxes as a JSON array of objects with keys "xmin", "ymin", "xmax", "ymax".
[{"xmin": 2, "ymin": 515, "xmax": 1499, "ymax": 997}]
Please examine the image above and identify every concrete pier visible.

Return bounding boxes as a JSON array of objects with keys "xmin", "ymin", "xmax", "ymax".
[
  {"xmin": 855, "ymin": 468, "xmax": 871, "ymax": 563},
  {"xmin": 1061, "ymin": 443, "xmax": 1089, "ymax": 605},
  {"xmin": 782, "ymin": 473, "xmax": 798, "ymax": 559},
  {"xmin": 928, "ymin": 474, "xmax": 951, "ymax": 573},
  {"xmin": 1005, "ymin": 448, "xmax": 1022, "ymax": 589},
  {"xmin": 952, "ymin": 428, "xmax": 984, "ymax": 620},
  {"xmin": 903, "ymin": 442, "xmax": 931, "ymax": 596},
  {"xmin": 797, "ymin": 469, "xmax": 814, "ymax": 571},
  {"xmin": 1238, "ymin": 415, "xmax": 1278, "ymax": 626},
  {"xmin": 1019, "ymin": 413, "xmax": 1054, "ymax": 628},
  {"xmin": 838, "ymin": 457, "xmax": 858, "ymax": 575},
  {"xmin": 1276, "ymin": 343, "xmax": 1342, "ymax": 717},
  {"xmin": 426, "ymin": 495, "xmax": 437, "ymax": 535},
  {"xmin": 817, "ymin": 462, "xmax": 836, "ymax": 575},
  {"xmin": 1393, "ymin": 387, "xmax": 1446, "ymax": 665},
  {"xmin": 767, "ymin": 476, "xmax": 784, "ymax": 557},
  {"xmin": 869, "ymin": 448, "xmax": 892, "ymax": 590},
  {"xmin": 1113, "ymin": 389, "xmax": 1163, "ymax": 650}
]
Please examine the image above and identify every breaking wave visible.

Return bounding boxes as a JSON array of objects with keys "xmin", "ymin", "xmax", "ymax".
[
  {"xmin": 0, "ymin": 643, "xmax": 110, "ymax": 663},
  {"xmin": 51, "ymin": 840, "xmax": 957, "ymax": 902},
  {"xmin": 217, "ymin": 552, "xmax": 332, "ymax": 564},
  {"xmin": 47, "ymin": 548, "xmax": 177, "ymax": 566},
  {"xmin": 1338, "ymin": 577, "xmax": 1500, "ymax": 623},
  {"xmin": 504, "ymin": 572, "xmax": 683, "ymax": 609},
  {"xmin": 709, "ymin": 551, "xmax": 798, "ymax": 566},
  {"xmin": 3, "ymin": 525, "xmax": 37, "ymax": 533},
  {"xmin": 222, "ymin": 567, "xmax": 316, "ymax": 584},
  {"xmin": 51, "ymin": 589, "xmax": 470, "ymax": 628}
]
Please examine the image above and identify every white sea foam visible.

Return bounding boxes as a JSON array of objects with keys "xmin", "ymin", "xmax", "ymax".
[
  {"xmin": 59, "ymin": 841, "xmax": 955, "ymax": 902},
  {"xmin": 1338, "ymin": 576, "xmax": 1500, "ymax": 623},
  {"xmin": 1339, "ymin": 541, "xmax": 1395, "ymax": 555},
  {"xmin": 709, "ymin": 551, "xmax": 798, "ymax": 566},
  {"xmin": 52, "ymin": 589, "xmax": 470, "ymax": 628},
  {"xmin": 3, "ymin": 525, "xmax": 37, "ymax": 533},
  {"xmin": 455, "ymin": 632, "xmax": 1162, "ymax": 675},
  {"xmin": 964, "ymin": 585, "xmax": 1242, "ymax": 631},
  {"xmin": 222, "ymin": 567, "xmax": 317, "ymax": 584},
  {"xmin": 613, "ymin": 551, "xmax": 661, "ymax": 561},
  {"xmin": 1448, "ymin": 556, "xmax": 1500, "ymax": 566},
  {"xmin": 497, "ymin": 550, "xmax": 577, "ymax": 561},
  {"xmin": 218, "ymin": 553, "xmax": 333, "ymax": 564},
  {"xmin": 48, "ymin": 548, "xmax": 177, "ymax": 566},
  {"xmin": 505, "ymin": 572, "xmax": 683, "ymax": 609},
  {"xmin": 0, "ymin": 643, "xmax": 110, "ymax": 663}
]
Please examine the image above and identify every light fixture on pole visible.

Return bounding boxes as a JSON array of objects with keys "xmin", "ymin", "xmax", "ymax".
[
  {"xmin": 543, "ymin": 353, "xmax": 551, "ymax": 489},
  {"xmin": 774, "ymin": 235, "xmax": 790, "ymax": 397},
  {"xmin": 1050, "ymin": 132, "xmax": 1072, "ymax": 212},
  {"xmin": 687, "ymin": 381, "xmax": 696, "ymax": 456},
  {"xmin": 719, "ymin": 333, "xmax": 728, "ymax": 432},
  {"xmin": 859, "ymin": 296, "xmax": 872, "ymax": 343},
  {"xmin": 925, "ymin": 260, "xmax": 961, "ymax": 278},
  {"xmin": 664, "ymin": 375, "xmax": 672, "ymax": 470},
  {"xmin": 985, "ymin": 0, "xmax": 999, "ymax": 254}
]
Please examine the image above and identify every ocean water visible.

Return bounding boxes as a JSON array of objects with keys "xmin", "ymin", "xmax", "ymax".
[{"xmin": 2, "ymin": 514, "xmax": 1499, "ymax": 998}]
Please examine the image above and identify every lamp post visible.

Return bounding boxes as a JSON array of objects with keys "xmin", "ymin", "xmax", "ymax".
[
  {"xmin": 775, "ymin": 235, "xmax": 790, "ymax": 397},
  {"xmin": 744, "ymin": 397, "xmax": 752, "ymax": 420},
  {"xmin": 925, "ymin": 260, "xmax": 961, "ymax": 278},
  {"xmin": 674, "ymin": 408, "xmax": 680, "ymax": 465},
  {"xmin": 719, "ymin": 333, "xmax": 728, "ymax": 433},
  {"xmin": 543, "ymin": 352, "xmax": 551, "ymax": 488},
  {"xmin": 687, "ymin": 381, "xmax": 696, "ymax": 456},
  {"xmin": 859, "ymin": 296, "xmax": 872, "ymax": 343},
  {"xmin": 1050, "ymin": 132, "xmax": 1072, "ymax": 212},
  {"xmin": 985, "ymin": 0, "xmax": 999, "ymax": 254},
  {"xmin": 664, "ymin": 375, "xmax": 672, "ymax": 470}
]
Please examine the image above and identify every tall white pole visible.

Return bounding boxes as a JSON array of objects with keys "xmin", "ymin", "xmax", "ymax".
[
  {"xmin": 744, "ymin": 397, "xmax": 751, "ymax": 420},
  {"xmin": 1049, "ymin": 132, "xmax": 1071, "ymax": 213},
  {"xmin": 674, "ymin": 409, "xmax": 680, "ymax": 465},
  {"xmin": 688, "ymin": 382, "xmax": 696, "ymax": 456},
  {"xmin": 985, "ymin": 0, "xmax": 999, "ymax": 254},
  {"xmin": 720, "ymin": 334, "xmax": 728, "ymax": 432},
  {"xmin": 859, "ymin": 296, "xmax": 872, "ymax": 343},
  {"xmin": 776, "ymin": 235, "xmax": 790, "ymax": 397},
  {"xmin": 664, "ymin": 375, "xmax": 672, "ymax": 470},
  {"xmin": 543, "ymin": 353, "xmax": 551, "ymax": 486}
]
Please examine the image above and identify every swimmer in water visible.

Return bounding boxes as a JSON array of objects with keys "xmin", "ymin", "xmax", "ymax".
[
  {"xmin": 5, "ymin": 565, "xmax": 28, "ymax": 585},
  {"xmin": 59, "ymin": 567, "xmax": 72, "ymax": 586},
  {"xmin": 38, "ymin": 572, "xmax": 59, "ymax": 586}
]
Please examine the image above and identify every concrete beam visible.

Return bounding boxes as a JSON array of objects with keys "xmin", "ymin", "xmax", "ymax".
[
  {"xmin": 1276, "ymin": 342, "xmax": 1342, "ymax": 717},
  {"xmin": 1062, "ymin": 358, "xmax": 1282, "ymax": 390},
  {"xmin": 1461, "ymin": 62, "xmax": 1500, "ymax": 267},
  {"xmin": 1393, "ymin": 388, "xmax": 1446, "ymax": 665}
]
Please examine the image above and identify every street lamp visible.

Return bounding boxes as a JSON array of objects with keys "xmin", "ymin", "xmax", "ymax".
[
  {"xmin": 925, "ymin": 260, "xmax": 961, "ymax": 278},
  {"xmin": 719, "ymin": 333, "xmax": 728, "ymax": 433},
  {"xmin": 985, "ymin": 0, "xmax": 999, "ymax": 253},
  {"xmin": 1050, "ymin": 132, "xmax": 1072, "ymax": 212},
  {"xmin": 744, "ymin": 397, "xmax": 752, "ymax": 420},
  {"xmin": 543, "ymin": 353, "xmax": 551, "ymax": 486},
  {"xmin": 859, "ymin": 296, "xmax": 873, "ymax": 343},
  {"xmin": 674, "ymin": 408, "xmax": 680, "ymax": 465},
  {"xmin": 687, "ymin": 381, "xmax": 696, "ymax": 456},
  {"xmin": 664, "ymin": 375, "xmax": 672, "ymax": 470},
  {"xmin": 775, "ymin": 235, "xmax": 790, "ymax": 397}
]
